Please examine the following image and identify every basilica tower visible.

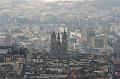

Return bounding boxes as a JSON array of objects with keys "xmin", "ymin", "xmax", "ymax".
[
  {"xmin": 62, "ymin": 29, "xmax": 68, "ymax": 54},
  {"xmin": 50, "ymin": 30, "xmax": 56, "ymax": 53},
  {"xmin": 56, "ymin": 32, "xmax": 62, "ymax": 55}
]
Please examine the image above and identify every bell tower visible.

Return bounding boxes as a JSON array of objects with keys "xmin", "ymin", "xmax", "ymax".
[
  {"xmin": 56, "ymin": 32, "xmax": 62, "ymax": 55},
  {"xmin": 62, "ymin": 29, "xmax": 68, "ymax": 54},
  {"xmin": 50, "ymin": 30, "xmax": 56, "ymax": 53}
]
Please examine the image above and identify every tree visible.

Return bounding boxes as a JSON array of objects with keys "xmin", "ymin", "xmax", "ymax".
[{"xmin": 7, "ymin": 46, "xmax": 29, "ymax": 58}]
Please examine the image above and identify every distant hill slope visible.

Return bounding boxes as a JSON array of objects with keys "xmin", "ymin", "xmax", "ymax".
[
  {"xmin": 0, "ymin": 0, "xmax": 119, "ymax": 28},
  {"xmin": 96, "ymin": 0, "xmax": 120, "ymax": 8}
]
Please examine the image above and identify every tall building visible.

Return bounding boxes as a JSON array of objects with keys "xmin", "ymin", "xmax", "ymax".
[
  {"xmin": 92, "ymin": 35, "xmax": 106, "ymax": 48},
  {"xmin": 62, "ymin": 29, "xmax": 68, "ymax": 54},
  {"xmin": 87, "ymin": 30, "xmax": 96, "ymax": 43},
  {"xmin": 50, "ymin": 30, "xmax": 56, "ymax": 54},
  {"xmin": 56, "ymin": 32, "xmax": 62, "ymax": 55},
  {"xmin": 50, "ymin": 29, "xmax": 68, "ymax": 55},
  {"xmin": 113, "ymin": 37, "xmax": 120, "ymax": 57},
  {"xmin": 93, "ymin": 37, "xmax": 104, "ymax": 48},
  {"xmin": 5, "ymin": 31, "xmax": 11, "ymax": 46}
]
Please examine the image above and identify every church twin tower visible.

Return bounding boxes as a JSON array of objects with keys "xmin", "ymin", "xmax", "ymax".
[{"xmin": 50, "ymin": 29, "xmax": 68, "ymax": 55}]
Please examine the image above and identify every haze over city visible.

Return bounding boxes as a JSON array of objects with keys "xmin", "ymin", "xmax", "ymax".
[
  {"xmin": 27, "ymin": 0, "xmax": 86, "ymax": 2},
  {"xmin": 0, "ymin": 0, "xmax": 120, "ymax": 79}
]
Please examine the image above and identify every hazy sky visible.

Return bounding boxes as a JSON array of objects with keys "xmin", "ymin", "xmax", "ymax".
[
  {"xmin": 35, "ymin": 0, "xmax": 83, "ymax": 2},
  {"xmin": 39, "ymin": 0, "xmax": 67, "ymax": 2}
]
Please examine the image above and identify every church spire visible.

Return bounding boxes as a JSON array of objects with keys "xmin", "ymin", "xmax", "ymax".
[
  {"xmin": 64, "ymin": 28, "xmax": 66, "ymax": 33},
  {"xmin": 62, "ymin": 28, "xmax": 67, "ymax": 39},
  {"xmin": 62, "ymin": 28, "xmax": 68, "ymax": 54},
  {"xmin": 52, "ymin": 29, "xmax": 56, "ymax": 36},
  {"xmin": 50, "ymin": 29, "xmax": 56, "ymax": 53},
  {"xmin": 57, "ymin": 31, "xmax": 60, "ymax": 40}
]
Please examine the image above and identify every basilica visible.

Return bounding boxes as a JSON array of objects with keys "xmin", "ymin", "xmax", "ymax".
[{"xmin": 50, "ymin": 29, "xmax": 68, "ymax": 56}]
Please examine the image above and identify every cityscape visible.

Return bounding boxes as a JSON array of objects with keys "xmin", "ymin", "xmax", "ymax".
[{"xmin": 0, "ymin": 0, "xmax": 120, "ymax": 79}]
